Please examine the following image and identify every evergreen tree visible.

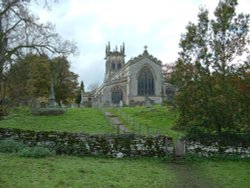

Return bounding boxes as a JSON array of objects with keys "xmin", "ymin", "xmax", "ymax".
[{"xmin": 75, "ymin": 81, "xmax": 84, "ymax": 107}]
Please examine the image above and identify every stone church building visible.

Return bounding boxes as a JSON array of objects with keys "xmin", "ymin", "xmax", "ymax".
[{"xmin": 82, "ymin": 42, "xmax": 175, "ymax": 107}]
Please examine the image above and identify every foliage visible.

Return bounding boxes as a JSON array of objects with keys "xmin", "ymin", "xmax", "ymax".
[
  {"xmin": 8, "ymin": 54, "xmax": 50, "ymax": 106},
  {"xmin": 171, "ymin": 0, "xmax": 250, "ymax": 135},
  {"xmin": 0, "ymin": 139, "xmax": 26, "ymax": 153},
  {"xmin": 185, "ymin": 126, "xmax": 250, "ymax": 147},
  {"xmin": 0, "ymin": 108, "xmax": 114, "ymax": 134},
  {"xmin": 0, "ymin": 0, "xmax": 78, "ymax": 117},
  {"xmin": 0, "ymin": 139, "xmax": 55, "ymax": 158},
  {"xmin": 75, "ymin": 81, "xmax": 84, "ymax": 106},
  {"xmin": 17, "ymin": 146, "xmax": 55, "ymax": 158},
  {"xmin": 7, "ymin": 54, "xmax": 79, "ymax": 106},
  {"xmin": 50, "ymin": 56, "xmax": 79, "ymax": 105}
]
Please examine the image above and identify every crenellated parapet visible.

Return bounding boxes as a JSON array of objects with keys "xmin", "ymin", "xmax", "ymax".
[{"xmin": 104, "ymin": 42, "xmax": 126, "ymax": 82}]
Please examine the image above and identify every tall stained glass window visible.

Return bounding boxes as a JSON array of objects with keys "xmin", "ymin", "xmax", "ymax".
[{"xmin": 138, "ymin": 66, "xmax": 154, "ymax": 96}]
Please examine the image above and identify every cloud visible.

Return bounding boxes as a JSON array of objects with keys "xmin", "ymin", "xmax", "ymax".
[{"xmin": 31, "ymin": 0, "xmax": 250, "ymax": 90}]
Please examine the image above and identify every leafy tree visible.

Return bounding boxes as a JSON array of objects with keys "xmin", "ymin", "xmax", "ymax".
[
  {"xmin": 0, "ymin": 0, "xmax": 77, "ymax": 115},
  {"xmin": 8, "ymin": 54, "xmax": 79, "ymax": 106},
  {"xmin": 50, "ymin": 56, "xmax": 79, "ymax": 105},
  {"xmin": 8, "ymin": 54, "xmax": 51, "ymax": 105},
  {"xmin": 172, "ymin": 0, "xmax": 250, "ymax": 135}
]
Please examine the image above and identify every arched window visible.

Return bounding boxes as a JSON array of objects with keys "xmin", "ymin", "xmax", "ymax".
[
  {"xmin": 111, "ymin": 63, "xmax": 115, "ymax": 70},
  {"xmin": 117, "ymin": 63, "xmax": 121, "ymax": 69},
  {"xmin": 111, "ymin": 86, "xmax": 123, "ymax": 104},
  {"xmin": 138, "ymin": 66, "xmax": 154, "ymax": 96}
]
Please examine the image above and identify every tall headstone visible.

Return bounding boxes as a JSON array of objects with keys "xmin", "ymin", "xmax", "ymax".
[
  {"xmin": 145, "ymin": 96, "xmax": 152, "ymax": 108},
  {"xmin": 48, "ymin": 81, "xmax": 56, "ymax": 108}
]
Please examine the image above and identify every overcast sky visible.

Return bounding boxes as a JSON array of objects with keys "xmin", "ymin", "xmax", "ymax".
[{"xmin": 31, "ymin": 0, "xmax": 250, "ymax": 90}]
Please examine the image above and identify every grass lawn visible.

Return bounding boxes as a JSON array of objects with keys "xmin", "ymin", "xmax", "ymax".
[
  {"xmin": 109, "ymin": 105, "xmax": 180, "ymax": 138},
  {"xmin": 0, "ymin": 153, "xmax": 177, "ymax": 188},
  {"xmin": 200, "ymin": 160, "xmax": 250, "ymax": 188},
  {"xmin": 0, "ymin": 153, "xmax": 249, "ymax": 188},
  {"xmin": 169, "ymin": 159, "xmax": 250, "ymax": 188},
  {"xmin": 0, "ymin": 108, "xmax": 114, "ymax": 134}
]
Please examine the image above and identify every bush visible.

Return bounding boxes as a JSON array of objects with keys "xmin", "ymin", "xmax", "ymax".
[
  {"xmin": 0, "ymin": 139, "xmax": 26, "ymax": 153},
  {"xmin": 17, "ymin": 146, "xmax": 56, "ymax": 158}
]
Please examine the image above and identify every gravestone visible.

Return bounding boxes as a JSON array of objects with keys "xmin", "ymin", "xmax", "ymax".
[
  {"xmin": 119, "ymin": 100, "xmax": 123, "ymax": 107},
  {"xmin": 32, "ymin": 81, "xmax": 65, "ymax": 115},
  {"xmin": 48, "ymin": 82, "xmax": 57, "ymax": 107},
  {"xmin": 145, "ymin": 96, "xmax": 152, "ymax": 108}
]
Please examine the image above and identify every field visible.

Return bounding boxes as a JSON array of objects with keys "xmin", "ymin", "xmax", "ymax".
[
  {"xmin": 0, "ymin": 153, "xmax": 249, "ymax": 188},
  {"xmin": 0, "ymin": 108, "xmax": 114, "ymax": 134}
]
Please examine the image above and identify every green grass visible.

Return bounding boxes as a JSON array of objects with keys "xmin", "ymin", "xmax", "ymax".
[
  {"xmin": 0, "ymin": 108, "xmax": 114, "ymax": 134},
  {"xmin": 0, "ymin": 153, "xmax": 177, "ymax": 188},
  {"xmin": 109, "ymin": 105, "xmax": 180, "ymax": 138},
  {"xmin": 200, "ymin": 160, "xmax": 250, "ymax": 188},
  {"xmin": 168, "ymin": 158, "xmax": 250, "ymax": 188},
  {"xmin": 0, "ymin": 153, "xmax": 249, "ymax": 188}
]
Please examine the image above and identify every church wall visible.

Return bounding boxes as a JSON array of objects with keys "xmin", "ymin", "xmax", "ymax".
[
  {"xmin": 93, "ymin": 82, "xmax": 127, "ymax": 107},
  {"xmin": 128, "ymin": 57, "xmax": 163, "ymax": 103},
  {"xmin": 92, "ymin": 45, "xmax": 170, "ymax": 107}
]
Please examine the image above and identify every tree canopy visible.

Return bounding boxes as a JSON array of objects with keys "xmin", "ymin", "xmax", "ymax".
[
  {"xmin": 0, "ymin": 0, "xmax": 78, "ymax": 116},
  {"xmin": 171, "ymin": 0, "xmax": 250, "ymax": 135},
  {"xmin": 8, "ymin": 54, "xmax": 79, "ymax": 106}
]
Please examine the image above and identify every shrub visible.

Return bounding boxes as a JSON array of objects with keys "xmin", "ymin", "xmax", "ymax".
[
  {"xmin": 17, "ymin": 146, "xmax": 56, "ymax": 158},
  {"xmin": 0, "ymin": 139, "xmax": 26, "ymax": 153}
]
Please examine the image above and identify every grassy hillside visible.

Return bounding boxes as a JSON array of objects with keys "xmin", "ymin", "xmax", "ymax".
[
  {"xmin": 0, "ymin": 108, "xmax": 114, "ymax": 134},
  {"xmin": 109, "ymin": 105, "xmax": 180, "ymax": 138},
  {"xmin": 0, "ymin": 105, "xmax": 180, "ymax": 137}
]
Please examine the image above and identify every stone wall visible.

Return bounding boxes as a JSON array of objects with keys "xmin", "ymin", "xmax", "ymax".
[
  {"xmin": 186, "ymin": 141, "xmax": 250, "ymax": 158},
  {"xmin": 0, "ymin": 128, "xmax": 173, "ymax": 158},
  {"xmin": 1, "ymin": 128, "xmax": 249, "ymax": 158}
]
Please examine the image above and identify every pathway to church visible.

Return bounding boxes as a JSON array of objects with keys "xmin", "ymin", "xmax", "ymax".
[
  {"xmin": 103, "ymin": 109, "xmax": 218, "ymax": 187},
  {"xmin": 168, "ymin": 162, "xmax": 218, "ymax": 188},
  {"xmin": 104, "ymin": 111, "xmax": 129, "ymax": 134}
]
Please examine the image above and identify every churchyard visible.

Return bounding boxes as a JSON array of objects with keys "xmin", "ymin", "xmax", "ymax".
[{"xmin": 0, "ymin": 106, "xmax": 249, "ymax": 188}]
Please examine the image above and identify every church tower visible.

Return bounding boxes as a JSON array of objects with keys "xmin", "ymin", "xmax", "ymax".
[{"xmin": 104, "ymin": 42, "xmax": 125, "ymax": 82}]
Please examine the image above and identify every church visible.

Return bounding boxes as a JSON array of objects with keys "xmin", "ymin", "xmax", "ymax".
[{"xmin": 81, "ymin": 42, "xmax": 175, "ymax": 107}]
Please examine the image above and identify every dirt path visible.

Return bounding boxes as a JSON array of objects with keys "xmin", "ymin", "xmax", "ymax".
[{"xmin": 168, "ymin": 162, "xmax": 221, "ymax": 188}]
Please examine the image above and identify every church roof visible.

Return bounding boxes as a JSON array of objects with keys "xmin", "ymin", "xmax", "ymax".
[{"xmin": 127, "ymin": 46, "xmax": 162, "ymax": 66}]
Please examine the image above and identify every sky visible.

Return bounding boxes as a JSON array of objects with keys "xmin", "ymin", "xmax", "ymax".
[{"xmin": 31, "ymin": 0, "xmax": 250, "ymax": 90}]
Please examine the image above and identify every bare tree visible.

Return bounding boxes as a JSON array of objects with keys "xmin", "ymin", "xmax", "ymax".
[
  {"xmin": 88, "ymin": 82, "xmax": 99, "ymax": 94},
  {"xmin": 0, "ymin": 0, "xmax": 78, "ymax": 116}
]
